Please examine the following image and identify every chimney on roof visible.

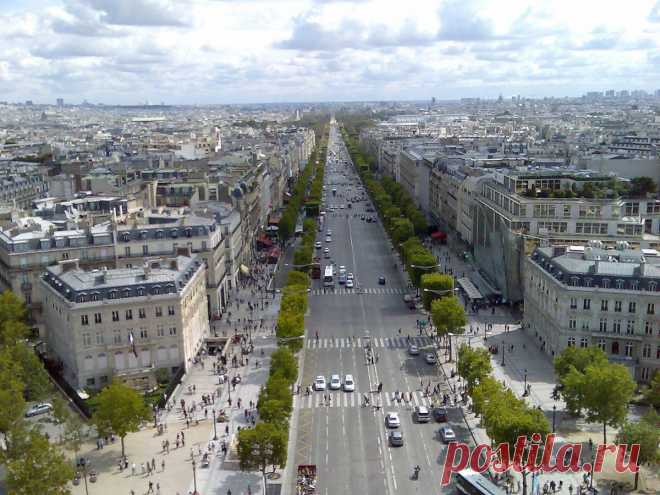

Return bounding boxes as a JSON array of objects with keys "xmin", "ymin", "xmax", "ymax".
[
  {"xmin": 59, "ymin": 259, "xmax": 80, "ymax": 273},
  {"xmin": 143, "ymin": 261, "xmax": 151, "ymax": 280}
]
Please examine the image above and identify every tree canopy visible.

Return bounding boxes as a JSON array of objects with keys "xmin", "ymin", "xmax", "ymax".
[{"xmin": 430, "ymin": 296, "xmax": 467, "ymax": 338}]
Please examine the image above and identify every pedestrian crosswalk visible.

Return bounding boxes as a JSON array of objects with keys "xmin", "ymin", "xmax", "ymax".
[
  {"xmin": 310, "ymin": 287, "xmax": 407, "ymax": 296},
  {"xmin": 293, "ymin": 390, "xmax": 437, "ymax": 410},
  {"xmin": 305, "ymin": 336, "xmax": 434, "ymax": 349}
]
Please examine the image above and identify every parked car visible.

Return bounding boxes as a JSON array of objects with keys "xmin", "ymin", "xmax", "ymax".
[
  {"xmin": 425, "ymin": 353, "xmax": 438, "ymax": 365},
  {"xmin": 25, "ymin": 403, "xmax": 53, "ymax": 418},
  {"xmin": 329, "ymin": 374, "xmax": 341, "ymax": 390},
  {"xmin": 408, "ymin": 344, "xmax": 420, "ymax": 356}
]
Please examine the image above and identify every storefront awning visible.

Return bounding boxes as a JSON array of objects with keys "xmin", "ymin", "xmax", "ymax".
[
  {"xmin": 431, "ymin": 231, "xmax": 447, "ymax": 240},
  {"xmin": 240, "ymin": 264, "xmax": 250, "ymax": 275},
  {"xmin": 456, "ymin": 277, "xmax": 483, "ymax": 300}
]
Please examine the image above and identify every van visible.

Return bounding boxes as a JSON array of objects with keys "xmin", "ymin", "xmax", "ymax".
[{"xmin": 413, "ymin": 406, "xmax": 431, "ymax": 423}]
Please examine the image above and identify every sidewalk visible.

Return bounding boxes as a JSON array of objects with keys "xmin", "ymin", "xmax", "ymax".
[{"xmin": 70, "ymin": 262, "xmax": 282, "ymax": 495}]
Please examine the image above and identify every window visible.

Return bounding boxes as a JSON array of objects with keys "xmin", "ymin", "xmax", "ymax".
[
  {"xmin": 581, "ymin": 320, "xmax": 590, "ymax": 331},
  {"xmin": 645, "ymin": 321, "xmax": 654, "ymax": 335},
  {"xmin": 112, "ymin": 311, "xmax": 119, "ymax": 322},
  {"xmin": 567, "ymin": 337, "xmax": 576, "ymax": 347},
  {"xmin": 96, "ymin": 332, "xmax": 104, "ymax": 345},
  {"xmin": 157, "ymin": 325, "xmax": 165, "ymax": 337},
  {"xmin": 82, "ymin": 332, "xmax": 91, "ymax": 347},
  {"xmin": 599, "ymin": 318, "xmax": 607, "ymax": 332},
  {"xmin": 629, "ymin": 302, "xmax": 636, "ymax": 313},
  {"xmin": 570, "ymin": 298, "xmax": 577, "ymax": 309},
  {"xmin": 169, "ymin": 327, "xmax": 177, "ymax": 336},
  {"xmin": 601, "ymin": 278, "xmax": 610, "ymax": 289},
  {"xmin": 597, "ymin": 339, "xmax": 606, "ymax": 351},
  {"xmin": 155, "ymin": 306, "xmax": 163, "ymax": 317},
  {"xmin": 624, "ymin": 341, "xmax": 633, "ymax": 357},
  {"xmin": 125, "ymin": 309, "xmax": 133, "ymax": 320},
  {"xmin": 613, "ymin": 320, "xmax": 621, "ymax": 334},
  {"xmin": 657, "ymin": 345, "xmax": 660, "ymax": 360},
  {"xmin": 614, "ymin": 301, "xmax": 622, "ymax": 312},
  {"xmin": 642, "ymin": 344, "xmax": 651, "ymax": 358},
  {"xmin": 168, "ymin": 305, "xmax": 175, "ymax": 316},
  {"xmin": 140, "ymin": 328, "xmax": 148, "ymax": 339},
  {"xmin": 641, "ymin": 368, "xmax": 650, "ymax": 381},
  {"xmin": 580, "ymin": 338, "xmax": 588, "ymax": 348},
  {"xmin": 569, "ymin": 319, "xmax": 577, "ymax": 330},
  {"xmin": 600, "ymin": 300, "xmax": 608, "ymax": 311},
  {"xmin": 86, "ymin": 377, "xmax": 95, "ymax": 387},
  {"xmin": 81, "ymin": 315, "xmax": 89, "ymax": 326},
  {"xmin": 113, "ymin": 329, "xmax": 121, "ymax": 344},
  {"xmin": 648, "ymin": 303, "xmax": 655, "ymax": 315},
  {"xmin": 611, "ymin": 342, "xmax": 619, "ymax": 355},
  {"xmin": 124, "ymin": 247, "xmax": 131, "ymax": 257},
  {"xmin": 139, "ymin": 308, "xmax": 146, "ymax": 319},
  {"xmin": 143, "ymin": 245, "xmax": 149, "ymax": 255},
  {"xmin": 626, "ymin": 321, "xmax": 635, "ymax": 335},
  {"xmin": 94, "ymin": 313, "xmax": 102, "ymax": 324},
  {"xmin": 583, "ymin": 299, "xmax": 591, "ymax": 310},
  {"xmin": 63, "ymin": 252, "xmax": 70, "ymax": 260}
]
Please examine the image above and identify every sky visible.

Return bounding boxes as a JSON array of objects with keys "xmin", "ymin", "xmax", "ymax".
[{"xmin": 1, "ymin": 0, "xmax": 660, "ymax": 105}]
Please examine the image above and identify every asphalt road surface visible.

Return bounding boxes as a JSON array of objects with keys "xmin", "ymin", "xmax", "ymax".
[{"xmin": 290, "ymin": 123, "xmax": 469, "ymax": 495}]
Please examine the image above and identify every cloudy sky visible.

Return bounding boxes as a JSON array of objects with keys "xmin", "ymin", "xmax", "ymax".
[{"xmin": 1, "ymin": 0, "xmax": 660, "ymax": 104}]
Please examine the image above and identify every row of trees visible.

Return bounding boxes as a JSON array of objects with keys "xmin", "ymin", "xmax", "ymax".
[
  {"xmin": 0, "ymin": 292, "xmax": 74, "ymax": 494},
  {"xmin": 458, "ymin": 344, "xmax": 550, "ymax": 495},
  {"xmin": 340, "ymin": 124, "xmax": 467, "ymax": 346},
  {"xmin": 237, "ymin": 125, "xmax": 331, "ymax": 485}
]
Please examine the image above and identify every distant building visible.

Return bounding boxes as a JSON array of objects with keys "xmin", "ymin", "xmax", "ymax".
[
  {"xmin": 523, "ymin": 243, "xmax": 659, "ymax": 383},
  {"xmin": 40, "ymin": 255, "xmax": 209, "ymax": 390},
  {"xmin": 56, "ymin": 98, "xmax": 64, "ymax": 107}
]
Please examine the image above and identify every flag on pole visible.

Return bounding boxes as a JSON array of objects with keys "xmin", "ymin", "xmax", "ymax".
[{"xmin": 128, "ymin": 331, "xmax": 138, "ymax": 358}]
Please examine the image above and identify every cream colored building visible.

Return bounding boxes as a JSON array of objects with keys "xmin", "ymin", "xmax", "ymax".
[{"xmin": 40, "ymin": 255, "xmax": 209, "ymax": 391}]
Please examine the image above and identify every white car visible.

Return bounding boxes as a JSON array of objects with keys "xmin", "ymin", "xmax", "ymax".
[
  {"xmin": 314, "ymin": 376, "xmax": 327, "ymax": 391},
  {"xmin": 25, "ymin": 403, "xmax": 53, "ymax": 418},
  {"xmin": 425, "ymin": 353, "xmax": 438, "ymax": 365},
  {"xmin": 440, "ymin": 426, "xmax": 456, "ymax": 443},
  {"xmin": 385, "ymin": 412, "xmax": 401, "ymax": 428},
  {"xmin": 327, "ymin": 230, "xmax": 333, "ymax": 236},
  {"xmin": 329, "ymin": 374, "xmax": 341, "ymax": 390},
  {"xmin": 315, "ymin": 241, "xmax": 322, "ymax": 249},
  {"xmin": 346, "ymin": 279, "xmax": 354, "ymax": 288},
  {"xmin": 347, "ymin": 273, "xmax": 354, "ymax": 280},
  {"xmin": 343, "ymin": 374, "xmax": 355, "ymax": 392},
  {"xmin": 325, "ymin": 236, "xmax": 332, "ymax": 243}
]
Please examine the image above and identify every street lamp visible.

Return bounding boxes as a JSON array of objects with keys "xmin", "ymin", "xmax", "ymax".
[
  {"xmin": 76, "ymin": 457, "xmax": 90, "ymax": 495},
  {"xmin": 523, "ymin": 369, "xmax": 528, "ymax": 394},
  {"xmin": 501, "ymin": 341, "xmax": 505, "ymax": 366},
  {"xmin": 552, "ymin": 404, "xmax": 557, "ymax": 433},
  {"xmin": 212, "ymin": 409, "xmax": 218, "ymax": 440},
  {"xmin": 192, "ymin": 459, "xmax": 198, "ymax": 495}
]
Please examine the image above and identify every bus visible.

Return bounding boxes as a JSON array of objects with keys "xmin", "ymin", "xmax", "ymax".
[
  {"xmin": 454, "ymin": 469, "xmax": 506, "ymax": 495},
  {"xmin": 323, "ymin": 265, "xmax": 334, "ymax": 287}
]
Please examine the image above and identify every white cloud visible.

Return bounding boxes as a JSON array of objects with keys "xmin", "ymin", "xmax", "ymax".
[{"xmin": 0, "ymin": 0, "xmax": 658, "ymax": 104}]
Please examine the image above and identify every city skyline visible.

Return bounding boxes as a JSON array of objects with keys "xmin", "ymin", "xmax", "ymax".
[{"xmin": 1, "ymin": 0, "xmax": 660, "ymax": 104}]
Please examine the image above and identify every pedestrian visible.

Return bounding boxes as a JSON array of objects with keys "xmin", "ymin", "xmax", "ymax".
[
  {"xmin": 141, "ymin": 462, "xmax": 146, "ymax": 475},
  {"xmin": 147, "ymin": 481, "xmax": 154, "ymax": 494},
  {"xmin": 161, "ymin": 459, "xmax": 165, "ymax": 472},
  {"xmin": 131, "ymin": 463, "xmax": 136, "ymax": 476},
  {"xmin": 151, "ymin": 458, "xmax": 156, "ymax": 471}
]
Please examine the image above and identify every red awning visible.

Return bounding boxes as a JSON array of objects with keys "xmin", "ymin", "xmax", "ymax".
[
  {"xmin": 431, "ymin": 231, "xmax": 447, "ymax": 240},
  {"xmin": 257, "ymin": 234, "xmax": 273, "ymax": 247}
]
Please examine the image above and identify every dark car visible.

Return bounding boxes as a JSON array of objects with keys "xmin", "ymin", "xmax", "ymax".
[
  {"xmin": 378, "ymin": 276, "xmax": 386, "ymax": 285},
  {"xmin": 388, "ymin": 430, "xmax": 404, "ymax": 447},
  {"xmin": 432, "ymin": 407, "xmax": 448, "ymax": 422}
]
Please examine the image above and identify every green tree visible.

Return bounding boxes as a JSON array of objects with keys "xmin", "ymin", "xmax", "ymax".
[
  {"xmin": 407, "ymin": 252, "xmax": 437, "ymax": 287},
  {"xmin": 457, "ymin": 345, "xmax": 492, "ymax": 393},
  {"xmin": 286, "ymin": 270, "xmax": 310, "ymax": 288},
  {"xmin": 629, "ymin": 176, "xmax": 656, "ymax": 197},
  {"xmin": 581, "ymin": 363, "xmax": 635, "ymax": 443},
  {"xmin": 471, "ymin": 376, "xmax": 506, "ymax": 417},
  {"xmin": 237, "ymin": 423, "xmax": 287, "ymax": 490},
  {"xmin": 616, "ymin": 412, "xmax": 660, "ymax": 490},
  {"xmin": 280, "ymin": 291, "xmax": 308, "ymax": 315},
  {"xmin": 430, "ymin": 295, "xmax": 467, "ymax": 341},
  {"xmin": 554, "ymin": 347, "xmax": 608, "ymax": 415},
  {"xmin": 420, "ymin": 273, "xmax": 452, "ymax": 310},
  {"xmin": 0, "ymin": 367, "xmax": 26, "ymax": 443},
  {"xmin": 92, "ymin": 381, "xmax": 151, "ymax": 457},
  {"xmin": 278, "ymin": 211, "xmax": 295, "ymax": 243},
  {"xmin": 391, "ymin": 218, "xmax": 414, "ymax": 244},
  {"xmin": 6, "ymin": 429, "xmax": 74, "ymax": 495},
  {"xmin": 643, "ymin": 370, "xmax": 660, "ymax": 408},
  {"xmin": 270, "ymin": 347, "xmax": 298, "ymax": 384}
]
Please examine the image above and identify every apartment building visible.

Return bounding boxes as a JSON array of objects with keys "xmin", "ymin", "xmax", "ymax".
[
  {"xmin": 40, "ymin": 255, "xmax": 209, "ymax": 391},
  {"xmin": 523, "ymin": 243, "xmax": 659, "ymax": 383},
  {"xmin": 0, "ymin": 172, "xmax": 47, "ymax": 208},
  {"xmin": 114, "ymin": 209, "xmax": 227, "ymax": 317},
  {"xmin": 0, "ymin": 218, "xmax": 115, "ymax": 317},
  {"xmin": 473, "ymin": 169, "xmax": 660, "ymax": 303}
]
